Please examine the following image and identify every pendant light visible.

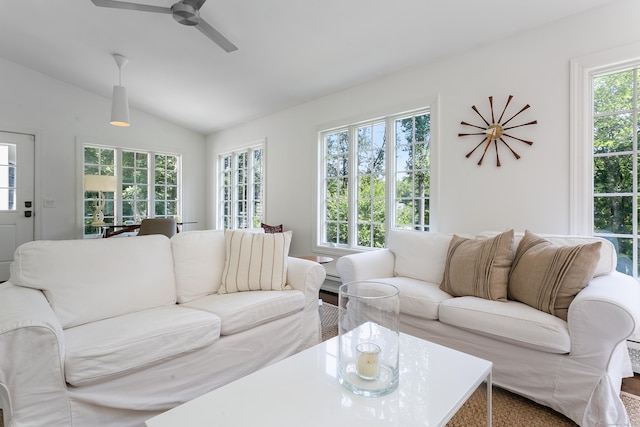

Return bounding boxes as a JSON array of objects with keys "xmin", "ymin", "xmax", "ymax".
[{"xmin": 110, "ymin": 54, "xmax": 130, "ymax": 127}]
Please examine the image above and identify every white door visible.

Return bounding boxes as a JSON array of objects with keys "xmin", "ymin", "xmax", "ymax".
[{"xmin": 0, "ymin": 131, "xmax": 35, "ymax": 282}]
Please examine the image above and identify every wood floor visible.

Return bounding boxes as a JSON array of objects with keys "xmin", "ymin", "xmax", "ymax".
[
  {"xmin": 319, "ymin": 291, "xmax": 640, "ymax": 397},
  {"xmin": 623, "ymin": 374, "xmax": 640, "ymax": 396}
]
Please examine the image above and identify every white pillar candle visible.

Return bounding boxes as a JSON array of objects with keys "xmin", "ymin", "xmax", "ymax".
[{"xmin": 356, "ymin": 343, "xmax": 381, "ymax": 380}]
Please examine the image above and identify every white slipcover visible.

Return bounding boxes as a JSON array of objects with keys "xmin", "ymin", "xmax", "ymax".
[
  {"xmin": 10, "ymin": 235, "xmax": 176, "ymax": 328},
  {"xmin": 0, "ymin": 230, "xmax": 325, "ymax": 427},
  {"xmin": 336, "ymin": 229, "xmax": 640, "ymax": 426}
]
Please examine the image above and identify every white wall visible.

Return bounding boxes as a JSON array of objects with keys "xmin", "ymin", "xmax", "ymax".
[
  {"xmin": 0, "ymin": 58, "xmax": 206, "ymax": 240},
  {"xmin": 206, "ymin": 0, "xmax": 640, "ymax": 257}
]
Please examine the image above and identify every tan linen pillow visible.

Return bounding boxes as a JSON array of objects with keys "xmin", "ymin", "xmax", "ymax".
[
  {"xmin": 219, "ymin": 229, "xmax": 293, "ymax": 294},
  {"xmin": 439, "ymin": 229, "xmax": 514, "ymax": 301},
  {"xmin": 508, "ymin": 230, "xmax": 601, "ymax": 320}
]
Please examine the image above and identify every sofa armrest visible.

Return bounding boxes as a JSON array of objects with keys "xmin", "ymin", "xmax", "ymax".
[
  {"xmin": 568, "ymin": 272, "xmax": 640, "ymax": 365},
  {"xmin": 286, "ymin": 257, "xmax": 326, "ymax": 348},
  {"xmin": 336, "ymin": 249, "xmax": 395, "ymax": 284},
  {"xmin": 0, "ymin": 282, "xmax": 70, "ymax": 425}
]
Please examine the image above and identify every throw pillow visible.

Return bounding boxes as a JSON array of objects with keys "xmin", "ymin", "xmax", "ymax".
[
  {"xmin": 439, "ymin": 229, "xmax": 514, "ymax": 301},
  {"xmin": 219, "ymin": 229, "xmax": 293, "ymax": 294},
  {"xmin": 261, "ymin": 223, "xmax": 283, "ymax": 233},
  {"xmin": 508, "ymin": 230, "xmax": 601, "ymax": 320}
]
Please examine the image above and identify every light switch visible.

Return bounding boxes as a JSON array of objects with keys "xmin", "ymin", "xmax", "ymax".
[{"xmin": 43, "ymin": 198, "xmax": 56, "ymax": 208}]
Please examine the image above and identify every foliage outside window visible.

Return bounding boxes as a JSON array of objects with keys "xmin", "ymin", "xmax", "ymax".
[
  {"xmin": 83, "ymin": 145, "xmax": 181, "ymax": 237},
  {"xmin": 592, "ymin": 67, "xmax": 639, "ymax": 277},
  {"xmin": 219, "ymin": 145, "xmax": 264, "ymax": 229},
  {"xmin": 320, "ymin": 109, "xmax": 430, "ymax": 250}
]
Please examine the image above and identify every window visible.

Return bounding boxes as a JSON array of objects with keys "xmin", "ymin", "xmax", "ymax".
[
  {"xmin": 592, "ymin": 67, "xmax": 639, "ymax": 277},
  {"xmin": 219, "ymin": 145, "xmax": 264, "ymax": 229},
  {"xmin": 83, "ymin": 145, "xmax": 181, "ymax": 236},
  {"xmin": 319, "ymin": 108, "xmax": 430, "ymax": 250}
]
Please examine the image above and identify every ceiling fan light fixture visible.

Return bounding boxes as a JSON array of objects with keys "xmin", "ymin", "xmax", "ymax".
[{"xmin": 110, "ymin": 54, "xmax": 130, "ymax": 127}]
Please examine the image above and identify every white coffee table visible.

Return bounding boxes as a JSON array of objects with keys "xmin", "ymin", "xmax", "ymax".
[{"xmin": 146, "ymin": 331, "xmax": 492, "ymax": 427}]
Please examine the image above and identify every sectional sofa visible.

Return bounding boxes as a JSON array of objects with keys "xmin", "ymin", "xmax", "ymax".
[
  {"xmin": 336, "ymin": 229, "xmax": 640, "ymax": 426},
  {"xmin": 0, "ymin": 229, "xmax": 325, "ymax": 427}
]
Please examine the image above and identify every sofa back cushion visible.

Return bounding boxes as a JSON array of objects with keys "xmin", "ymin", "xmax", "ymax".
[
  {"xmin": 10, "ymin": 235, "xmax": 176, "ymax": 328},
  {"xmin": 387, "ymin": 230, "xmax": 457, "ymax": 284},
  {"xmin": 171, "ymin": 230, "xmax": 226, "ymax": 303}
]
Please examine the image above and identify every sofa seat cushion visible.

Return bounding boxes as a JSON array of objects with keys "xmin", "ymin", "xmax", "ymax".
[
  {"xmin": 64, "ymin": 306, "xmax": 221, "ymax": 387},
  {"xmin": 439, "ymin": 296, "xmax": 570, "ymax": 353},
  {"xmin": 371, "ymin": 277, "xmax": 453, "ymax": 320},
  {"xmin": 181, "ymin": 290, "xmax": 305, "ymax": 335}
]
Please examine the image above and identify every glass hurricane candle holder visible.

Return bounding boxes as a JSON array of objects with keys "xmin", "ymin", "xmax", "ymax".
[{"xmin": 338, "ymin": 281, "xmax": 400, "ymax": 397}]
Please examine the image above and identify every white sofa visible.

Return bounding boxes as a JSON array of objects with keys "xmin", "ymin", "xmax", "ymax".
[
  {"xmin": 0, "ymin": 230, "xmax": 326, "ymax": 427},
  {"xmin": 336, "ymin": 229, "xmax": 640, "ymax": 427}
]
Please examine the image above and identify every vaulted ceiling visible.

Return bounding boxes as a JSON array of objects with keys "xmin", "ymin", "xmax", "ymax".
[{"xmin": 0, "ymin": 0, "xmax": 620, "ymax": 134}]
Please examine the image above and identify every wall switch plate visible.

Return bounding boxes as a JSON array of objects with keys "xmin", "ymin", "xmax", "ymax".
[{"xmin": 43, "ymin": 198, "xmax": 56, "ymax": 208}]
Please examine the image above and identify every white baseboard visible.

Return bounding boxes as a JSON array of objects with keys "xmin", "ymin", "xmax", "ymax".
[{"xmin": 321, "ymin": 275, "xmax": 341, "ymax": 294}]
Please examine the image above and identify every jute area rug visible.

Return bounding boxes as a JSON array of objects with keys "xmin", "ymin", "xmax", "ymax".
[{"xmin": 321, "ymin": 302, "xmax": 640, "ymax": 426}]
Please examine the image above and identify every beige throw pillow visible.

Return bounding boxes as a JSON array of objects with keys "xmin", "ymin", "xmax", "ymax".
[
  {"xmin": 219, "ymin": 230, "xmax": 293, "ymax": 294},
  {"xmin": 508, "ymin": 230, "xmax": 601, "ymax": 320},
  {"xmin": 439, "ymin": 229, "xmax": 514, "ymax": 301}
]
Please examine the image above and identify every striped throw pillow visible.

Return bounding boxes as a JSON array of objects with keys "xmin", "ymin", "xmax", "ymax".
[
  {"xmin": 439, "ymin": 229, "xmax": 514, "ymax": 301},
  {"xmin": 219, "ymin": 230, "xmax": 293, "ymax": 294},
  {"xmin": 508, "ymin": 230, "xmax": 601, "ymax": 320}
]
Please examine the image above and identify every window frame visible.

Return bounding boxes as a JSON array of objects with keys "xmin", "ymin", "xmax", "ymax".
[
  {"xmin": 218, "ymin": 142, "xmax": 265, "ymax": 230},
  {"xmin": 570, "ymin": 42, "xmax": 640, "ymax": 277},
  {"xmin": 316, "ymin": 105, "xmax": 437, "ymax": 254}
]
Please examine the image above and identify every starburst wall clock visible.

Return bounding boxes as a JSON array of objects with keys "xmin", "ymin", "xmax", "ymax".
[{"xmin": 458, "ymin": 95, "xmax": 537, "ymax": 167}]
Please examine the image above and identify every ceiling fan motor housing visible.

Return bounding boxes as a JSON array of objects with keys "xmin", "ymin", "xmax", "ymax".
[{"xmin": 172, "ymin": 3, "xmax": 199, "ymax": 26}]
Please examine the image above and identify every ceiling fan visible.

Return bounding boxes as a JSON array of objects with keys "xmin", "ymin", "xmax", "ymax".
[{"xmin": 91, "ymin": 0, "xmax": 238, "ymax": 52}]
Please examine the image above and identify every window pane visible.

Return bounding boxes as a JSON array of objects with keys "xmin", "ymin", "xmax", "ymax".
[
  {"xmin": 593, "ymin": 155, "xmax": 632, "ymax": 193},
  {"xmin": 357, "ymin": 223, "xmax": 371, "ymax": 247},
  {"xmin": 136, "ymin": 152, "xmax": 148, "ymax": 168},
  {"xmin": 122, "ymin": 151, "xmax": 134, "ymax": 167},
  {"xmin": 338, "ymin": 223, "xmax": 348, "ymax": 245},
  {"xmin": 593, "ymin": 114, "xmax": 633, "ymax": 153},
  {"xmin": 593, "ymin": 196, "xmax": 632, "ymax": 234},
  {"xmin": 593, "ymin": 70, "xmax": 633, "ymax": 115},
  {"xmin": 325, "ymin": 222, "xmax": 338, "ymax": 245}
]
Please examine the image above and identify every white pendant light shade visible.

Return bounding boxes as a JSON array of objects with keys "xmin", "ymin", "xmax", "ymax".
[
  {"xmin": 110, "ymin": 54, "xmax": 131, "ymax": 127},
  {"xmin": 110, "ymin": 85, "xmax": 130, "ymax": 127}
]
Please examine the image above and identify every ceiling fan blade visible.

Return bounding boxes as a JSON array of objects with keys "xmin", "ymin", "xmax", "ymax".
[
  {"xmin": 196, "ymin": 19, "xmax": 238, "ymax": 52},
  {"xmin": 182, "ymin": 0, "xmax": 207, "ymax": 10},
  {"xmin": 91, "ymin": 0, "xmax": 172, "ymax": 14}
]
